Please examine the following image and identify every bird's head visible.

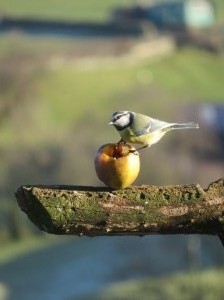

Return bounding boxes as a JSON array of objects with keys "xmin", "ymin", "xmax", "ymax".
[{"xmin": 109, "ymin": 111, "xmax": 134, "ymax": 131}]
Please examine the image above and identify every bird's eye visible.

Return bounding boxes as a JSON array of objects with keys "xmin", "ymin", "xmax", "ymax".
[{"xmin": 114, "ymin": 115, "xmax": 121, "ymax": 121}]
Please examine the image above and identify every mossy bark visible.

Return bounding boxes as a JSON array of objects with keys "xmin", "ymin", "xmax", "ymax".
[{"xmin": 16, "ymin": 179, "xmax": 224, "ymax": 243}]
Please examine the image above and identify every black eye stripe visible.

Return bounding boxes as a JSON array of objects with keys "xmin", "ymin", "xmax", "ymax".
[{"xmin": 114, "ymin": 113, "xmax": 128, "ymax": 121}]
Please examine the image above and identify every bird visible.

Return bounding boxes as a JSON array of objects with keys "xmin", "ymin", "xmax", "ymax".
[{"xmin": 109, "ymin": 111, "xmax": 199, "ymax": 151}]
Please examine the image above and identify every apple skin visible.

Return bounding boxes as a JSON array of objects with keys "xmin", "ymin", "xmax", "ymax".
[{"xmin": 95, "ymin": 143, "xmax": 140, "ymax": 189}]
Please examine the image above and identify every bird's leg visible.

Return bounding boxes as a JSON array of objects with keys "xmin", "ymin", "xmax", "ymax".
[
  {"xmin": 136, "ymin": 145, "xmax": 149, "ymax": 151},
  {"xmin": 129, "ymin": 145, "xmax": 148, "ymax": 153},
  {"xmin": 118, "ymin": 138, "xmax": 126, "ymax": 144}
]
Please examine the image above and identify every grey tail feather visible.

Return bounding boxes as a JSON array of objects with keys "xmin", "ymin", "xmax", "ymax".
[{"xmin": 169, "ymin": 122, "xmax": 199, "ymax": 130}]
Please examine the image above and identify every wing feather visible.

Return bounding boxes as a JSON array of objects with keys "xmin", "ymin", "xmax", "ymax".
[
  {"xmin": 132, "ymin": 114, "xmax": 172, "ymax": 136},
  {"xmin": 131, "ymin": 113, "xmax": 151, "ymax": 136}
]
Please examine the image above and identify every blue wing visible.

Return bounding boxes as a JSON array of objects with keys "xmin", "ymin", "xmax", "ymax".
[{"xmin": 132, "ymin": 113, "xmax": 172, "ymax": 136}]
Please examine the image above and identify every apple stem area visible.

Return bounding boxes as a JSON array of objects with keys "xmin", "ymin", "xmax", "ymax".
[{"xmin": 15, "ymin": 178, "xmax": 224, "ymax": 247}]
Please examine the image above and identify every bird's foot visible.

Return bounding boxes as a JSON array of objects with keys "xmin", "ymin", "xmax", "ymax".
[
  {"xmin": 129, "ymin": 145, "xmax": 148, "ymax": 153},
  {"xmin": 118, "ymin": 139, "xmax": 126, "ymax": 145}
]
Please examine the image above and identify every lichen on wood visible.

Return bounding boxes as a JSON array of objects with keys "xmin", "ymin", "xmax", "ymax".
[{"xmin": 15, "ymin": 179, "xmax": 224, "ymax": 245}]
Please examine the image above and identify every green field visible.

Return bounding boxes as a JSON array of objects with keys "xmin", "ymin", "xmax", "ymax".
[
  {"xmin": 93, "ymin": 269, "xmax": 224, "ymax": 300},
  {"xmin": 0, "ymin": 34, "xmax": 224, "ymax": 183},
  {"xmin": 0, "ymin": 0, "xmax": 223, "ymax": 22},
  {"xmin": 0, "ymin": 0, "xmax": 133, "ymax": 21},
  {"xmin": 1, "ymin": 41, "xmax": 224, "ymax": 149}
]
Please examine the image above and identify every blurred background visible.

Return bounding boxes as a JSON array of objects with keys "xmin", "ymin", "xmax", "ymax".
[{"xmin": 0, "ymin": 0, "xmax": 224, "ymax": 299}]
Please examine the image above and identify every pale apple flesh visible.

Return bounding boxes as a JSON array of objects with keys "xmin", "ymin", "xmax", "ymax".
[{"xmin": 95, "ymin": 143, "xmax": 140, "ymax": 189}]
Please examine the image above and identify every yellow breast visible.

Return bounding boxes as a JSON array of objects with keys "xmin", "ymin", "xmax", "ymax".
[{"xmin": 119, "ymin": 128, "xmax": 165, "ymax": 146}]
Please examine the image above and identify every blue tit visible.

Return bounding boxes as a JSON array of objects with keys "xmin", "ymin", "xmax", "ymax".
[{"xmin": 109, "ymin": 111, "xmax": 199, "ymax": 150}]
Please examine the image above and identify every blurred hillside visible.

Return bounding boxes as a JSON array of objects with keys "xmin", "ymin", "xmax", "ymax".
[
  {"xmin": 0, "ymin": 0, "xmax": 135, "ymax": 21},
  {"xmin": 0, "ymin": 0, "xmax": 224, "ymax": 299},
  {"xmin": 90, "ymin": 269, "xmax": 224, "ymax": 300},
  {"xmin": 0, "ymin": 0, "xmax": 224, "ymax": 23}
]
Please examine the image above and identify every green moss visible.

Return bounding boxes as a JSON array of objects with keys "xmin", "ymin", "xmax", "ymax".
[{"xmin": 35, "ymin": 189, "xmax": 110, "ymax": 232}]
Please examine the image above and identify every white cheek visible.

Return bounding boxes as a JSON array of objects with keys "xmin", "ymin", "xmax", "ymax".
[{"xmin": 117, "ymin": 115, "xmax": 130, "ymax": 127}]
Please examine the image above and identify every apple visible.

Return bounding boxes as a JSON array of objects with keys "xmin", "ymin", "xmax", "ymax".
[{"xmin": 95, "ymin": 143, "xmax": 140, "ymax": 189}]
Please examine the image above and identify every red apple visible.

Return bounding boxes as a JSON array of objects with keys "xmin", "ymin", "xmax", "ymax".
[{"xmin": 95, "ymin": 143, "xmax": 140, "ymax": 189}]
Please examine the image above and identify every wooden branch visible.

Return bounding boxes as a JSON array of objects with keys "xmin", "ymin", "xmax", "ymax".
[{"xmin": 15, "ymin": 179, "xmax": 224, "ymax": 244}]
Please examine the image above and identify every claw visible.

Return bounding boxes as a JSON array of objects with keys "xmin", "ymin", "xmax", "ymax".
[
  {"xmin": 129, "ymin": 149, "xmax": 139, "ymax": 155},
  {"xmin": 118, "ymin": 139, "xmax": 126, "ymax": 144},
  {"xmin": 136, "ymin": 145, "xmax": 149, "ymax": 151}
]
